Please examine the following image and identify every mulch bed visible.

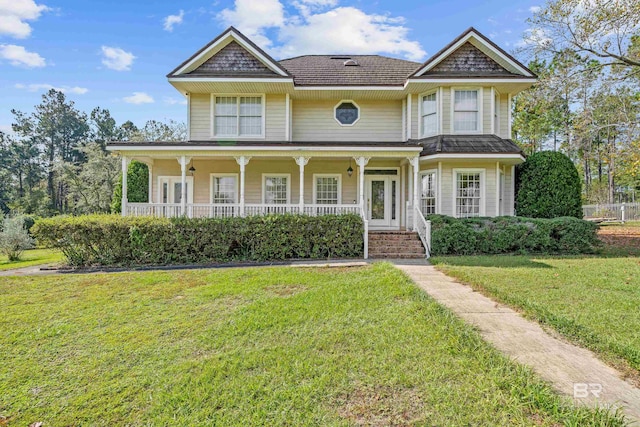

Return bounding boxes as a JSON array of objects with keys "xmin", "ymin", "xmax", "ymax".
[{"xmin": 598, "ymin": 225, "xmax": 640, "ymax": 250}]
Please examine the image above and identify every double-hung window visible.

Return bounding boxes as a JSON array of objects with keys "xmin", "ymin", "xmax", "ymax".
[
  {"xmin": 214, "ymin": 96, "xmax": 263, "ymax": 137},
  {"xmin": 263, "ymin": 175, "xmax": 289, "ymax": 204},
  {"xmin": 211, "ymin": 175, "xmax": 237, "ymax": 204},
  {"xmin": 455, "ymin": 170, "xmax": 483, "ymax": 218},
  {"xmin": 421, "ymin": 92, "xmax": 438, "ymax": 136},
  {"xmin": 453, "ymin": 89, "xmax": 479, "ymax": 132},
  {"xmin": 420, "ymin": 171, "xmax": 437, "ymax": 215},
  {"xmin": 314, "ymin": 175, "xmax": 341, "ymax": 205}
]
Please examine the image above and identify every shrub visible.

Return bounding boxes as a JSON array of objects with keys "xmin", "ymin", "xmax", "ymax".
[
  {"xmin": 111, "ymin": 161, "xmax": 149, "ymax": 214},
  {"xmin": 32, "ymin": 213, "xmax": 364, "ymax": 267},
  {"xmin": 516, "ymin": 151, "xmax": 582, "ymax": 218},
  {"xmin": 428, "ymin": 214, "xmax": 599, "ymax": 256},
  {"xmin": 0, "ymin": 215, "xmax": 36, "ymax": 261}
]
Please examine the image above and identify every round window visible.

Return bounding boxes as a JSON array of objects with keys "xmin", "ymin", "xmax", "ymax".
[{"xmin": 335, "ymin": 102, "xmax": 359, "ymax": 125}]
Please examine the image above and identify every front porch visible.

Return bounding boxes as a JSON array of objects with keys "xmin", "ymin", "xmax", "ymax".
[{"xmin": 115, "ymin": 144, "xmax": 431, "ymax": 259}]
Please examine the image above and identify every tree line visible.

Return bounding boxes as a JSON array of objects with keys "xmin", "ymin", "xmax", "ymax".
[
  {"xmin": 0, "ymin": 89, "xmax": 185, "ymax": 215},
  {"xmin": 513, "ymin": 0, "xmax": 640, "ymax": 203}
]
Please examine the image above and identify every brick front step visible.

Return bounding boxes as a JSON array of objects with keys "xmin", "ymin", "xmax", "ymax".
[{"xmin": 368, "ymin": 231, "xmax": 426, "ymax": 259}]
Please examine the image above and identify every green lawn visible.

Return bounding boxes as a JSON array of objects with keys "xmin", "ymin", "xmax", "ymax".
[
  {"xmin": 0, "ymin": 248, "xmax": 63, "ymax": 271},
  {"xmin": 432, "ymin": 254, "xmax": 640, "ymax": 377},
  {"xmin": 0, "ymin": 264, "xmax": 622, "ymax": 426}
]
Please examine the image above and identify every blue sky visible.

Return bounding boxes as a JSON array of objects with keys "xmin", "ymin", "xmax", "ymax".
[{"xmin": 0, "ymin": 0, "xmax": 541, "ymax": 133}]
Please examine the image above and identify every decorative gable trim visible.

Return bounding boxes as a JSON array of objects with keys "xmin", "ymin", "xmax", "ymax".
[
  {"xmin": 167, "ymin": 26, "xmax": 291, "ymax": 78},
  {"xmin": 410, "ymin": 28, "xmax": 535, "ymax": 78}
]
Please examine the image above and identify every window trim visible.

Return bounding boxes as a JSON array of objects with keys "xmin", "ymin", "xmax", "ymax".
[
  {"xmin": 451, "ymin": 87, "xmax": 483, "ymax": 134},
  {"xmin": 312, "ymin": 173, "xmax": 342, "ymax": 205},
  {"xmin": 452, "ymin": 168, "xmax": 486, "ymax": 217},
  {"xmin": 209, "ymin": 173, "xmax": 239, "ymax": 204},
  {"xmin": 262, "ymin": 173, "xmax": 291, "ymax": 204},
  {"xmin": 157, "ymin": 175, "xmax": 194, "ymax": 204},
  {"xmin": 418, "ymin": 90, "xmax": 439, "ymax": 137},
  {"xmin": 419, "ymin": 169, "xmax": 437, "ymax": 215},
  {"xmin": 493, "ymin": 87, "xmax": 500, "ymax": 136},
  {"xmin": 210, "ymin": 93, "xmax": 266, "ymax": 139},
  {"xmin": 333, "ymin": 99, "xmax": 361, "ymax": 127}
]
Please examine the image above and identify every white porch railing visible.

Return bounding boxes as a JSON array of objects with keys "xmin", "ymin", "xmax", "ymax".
[
  {"xmin": 406, "ymin": 201, "xmax": 431, "ymax": 258},
  {"xmin": 583, "ymin": 203, "xmax": 639, "ymax": 222},
  {"xmin": 125, "ymin": 203, "xmax": 361, "ymax": 218}
]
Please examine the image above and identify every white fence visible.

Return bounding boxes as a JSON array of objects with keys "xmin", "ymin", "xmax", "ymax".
[{"xmin": 582, "ymin": 203, "xmax": 640, "ymax": 222}]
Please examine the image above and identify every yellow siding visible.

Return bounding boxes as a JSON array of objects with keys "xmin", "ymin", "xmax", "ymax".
[
  {"xmin": 499, "ymin": 93, "xmax": 509, "ymax": 138},
  {"xmin": 424, "ymin": 161, "xmax": 499, "ymax": 217},
  {"xmin": 410, "ymin": 95, "xmax": 419, "ymax": 139},
  {"xmin": 441, "ymin": 87, "xmax": 451, "ymax": 134},
  {"xmin": 188, "ymin": 94, "xmax": 285, "ymax": 141},
  {"xmin": 190, "ymin": 94, "xmax": 210, "ymax": 140},
  {"xmin": 482, "ymin": 87, "xmax": 492, "ymax": 134},
  {"xmin": 292, "ymin": 99, "xmax": 402, "ymax": 141}
]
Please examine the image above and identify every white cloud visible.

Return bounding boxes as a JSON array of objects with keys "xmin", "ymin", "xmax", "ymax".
[
  {"xmin": 487, "ymin": 17, "xmax": 498, "ymax": 25},
  {"xmin": 0, "ymin": 44, "xmax": 45, "ymax": 67},
  {"xmin": 517, "ymin": 27, "xmax": 552, "ymax": 48},
  {"xmin": 0, "ymin": 124, "xmax": 13, "ymax": 134},
  {"xmin": 123, "ymin": 92, "xmax": 154, "ymax": 104},
  {"xmin": 163, "ymin": 96, "xmax": 187, "ymax": 105},
  {"xmin": 219, "ymin": 0, "xmax": 425, "ymax": 61},
  {"xmin": 219, "ymin": 0, "xmax": 284, "ymax": 48},
  {"xmin": 0, "ymin": 0, "xmax": 49, "ymax": 38},
  {"xmin": 15, "ymin": 83, "xmax": 88, "ymax": 94},
  {"xmin": 529, "ymin": 5, "xmax": 541, "ymax": 13},
  {"xmin": 163, "ymin": 10, "xmax": 184, "ymax": 32},
  {"xmin": 101, "ymin": 46, "xmax": 135, "ymax": 71}
]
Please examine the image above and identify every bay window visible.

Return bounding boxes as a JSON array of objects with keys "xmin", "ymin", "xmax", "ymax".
[
  {"xmin": 454, "ymin": 170, "xmax": 484, "ymax": 217},
  {"xmin": 420, "ymin": 171, "xmax": 437, "ymax": 215}
]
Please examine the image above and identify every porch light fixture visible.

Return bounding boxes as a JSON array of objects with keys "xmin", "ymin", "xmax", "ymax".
[
  {"xmin": 347, "ymin": 159, "xmax": 353, "ymax": 177},
  {"xmin": 188, "ymin": 161, "xmax": 196, "ymax": 175}
]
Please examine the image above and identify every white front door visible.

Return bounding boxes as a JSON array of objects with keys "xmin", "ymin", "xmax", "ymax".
[{"xmin": 365, "ymin": 175, "xmax": 399, "ymax": 228}]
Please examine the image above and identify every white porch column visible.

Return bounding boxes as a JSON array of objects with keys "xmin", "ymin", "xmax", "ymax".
[
  {"xmin": 354, "ymin": 156, "xmax": 370, "ymax": 209},
  {"xmin": 235, "ymin": 156, "xmax": 251, "ymax": 216},
  {"xmin": 495, "ymin": 161, "xmax": 501, "ymax": 217},
  {"xmin": 408, "ymin": 156, "xmax": 420, "ymax": 231},
  {"xmin": 294, "ymin": 156, "xmax": 310, "ymax": 213},
  {"xmin": 147, "ymin": 162, "xmax": 153, "ymax": 203},
  {"xmin": 179, "ymin": 156, "xmax": 187, "ymax": 216},
  {"xmin": 121, "ymin": 156, "xmax": 130, "ymax": 216}
]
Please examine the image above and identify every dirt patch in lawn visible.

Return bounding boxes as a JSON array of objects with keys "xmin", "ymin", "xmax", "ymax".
[
  {"xmin": 336, "ymin": 385, "xmax": 424, "ymax": 426},
  {"xmin": 264, "ymin": 284, "xmax": 309, "ymax": 297},
  {"xmin": 598, "ymin": 225, "xmax": 640, "ymax": 251}
]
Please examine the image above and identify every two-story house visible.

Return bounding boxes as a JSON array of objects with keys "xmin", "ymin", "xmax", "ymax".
[{"xmin": 107, "ymin": 26, "xmax": 535, "ymax": 258}]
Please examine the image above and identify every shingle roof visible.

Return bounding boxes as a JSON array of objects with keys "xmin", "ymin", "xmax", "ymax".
[
  {"xmin": 187, "ymin": 41, "xmax": 279, "ymax": 77},
  {"xmin": 415, "ymin": 134, "xmax": 524, "ymax": 155},
  {"xmin": 278, "ymin": 55, "xmax": 421, "ymax": 86}
]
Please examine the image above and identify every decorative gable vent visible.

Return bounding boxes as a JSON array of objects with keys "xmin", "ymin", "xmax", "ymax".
[{"xmin": 344, "ymin": 59, "xmax": 359, "ymax": 66}]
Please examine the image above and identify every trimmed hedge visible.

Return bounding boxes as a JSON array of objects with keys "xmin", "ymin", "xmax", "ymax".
[
  {"xmin": 429, "ymin": 215, "xmax": 600, "ymax": 256},
  {"xmin": 33, "ymin": 214, "xmax": 364, "ymax": 266},
  {"xmin": 516, "ymin": 151, "xmax": 583, "ymax": 218}
]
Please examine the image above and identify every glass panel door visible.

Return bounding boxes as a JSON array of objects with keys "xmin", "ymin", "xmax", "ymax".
[{"xmin": 371, "ymin": 180, "xmax": 385, "ymax": 220}]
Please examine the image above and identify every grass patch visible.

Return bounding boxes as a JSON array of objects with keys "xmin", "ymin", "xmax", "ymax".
[
  {"xmin": 0, "ymin": 248, "xmax": 62, "ymax": 271},
  {"xmin": 0, "ymin": 264, "xmax": 623, "ymax": 426},
  {"xmin": 432, "ymin": 253, "xmax": 640, "ymax": 378}
]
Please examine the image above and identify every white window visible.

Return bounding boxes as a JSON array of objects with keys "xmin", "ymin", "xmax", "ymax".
[
  {"xmin": 453, "ymin": 89, "xmax": 479, "ymax": 132},
  {"xmin": 314, "ymin": 175, "xmax": 341, "ymax": 204},
  {"xmin": 454, "ymin": 170, "xmax": 484, "ymax": 218},
  {"xmin": 334, "ymin": 100, "xmax": 360, "ymax": 126},
  {"xmin": 214, "ymin": 95, "xmax": 263, "ymax": 137},
  {"xmin": 421, "ymin": 92, "xmax": 438, "ymax": 136},
  {"xmin": 210, "ymin": 174, "xmax": 238, "ymax": 204},
  {"xmin": 158, "ymin": 176, "xmax": 193, "ymax": 204},
  {"xmin": 263, "ymin": 174, "xmax": 290, "ymax": 204},
  {"xmin": 420, "ymin": 171, "xmax": 437, "ymax": 215}
]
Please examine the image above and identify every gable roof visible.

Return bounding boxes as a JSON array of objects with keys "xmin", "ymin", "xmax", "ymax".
[
  {"xmin": 278, "ymin": 55, "xmax": 421, "ymax": 86},
  {"xmin": 167, "ymin": 26, "xmax": 291, "ymax": 78},
  {"xmin": 410, "ymin": 27, "xmax": 536, "ymax": 79}
]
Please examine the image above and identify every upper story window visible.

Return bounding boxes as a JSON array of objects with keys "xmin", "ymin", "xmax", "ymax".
[
  {"xmin": 334, "ymin": 101, "xmax": 360, "ymax": 126},
  {"xmin": 453, "ymin": 89, "xmax": 479, "ymax": 133},
  {"xmin": 421, "ymin": 92, "xmax": 438, "ymax": 136},
  {"xmin": 214, "ymin": 95, "xmax": 263, "ymax": 137}
]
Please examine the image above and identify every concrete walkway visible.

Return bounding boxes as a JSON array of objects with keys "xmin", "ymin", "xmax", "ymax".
[{"xmin": 394, "ymin": 261, "xmax": 640, "ymax": 423}]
